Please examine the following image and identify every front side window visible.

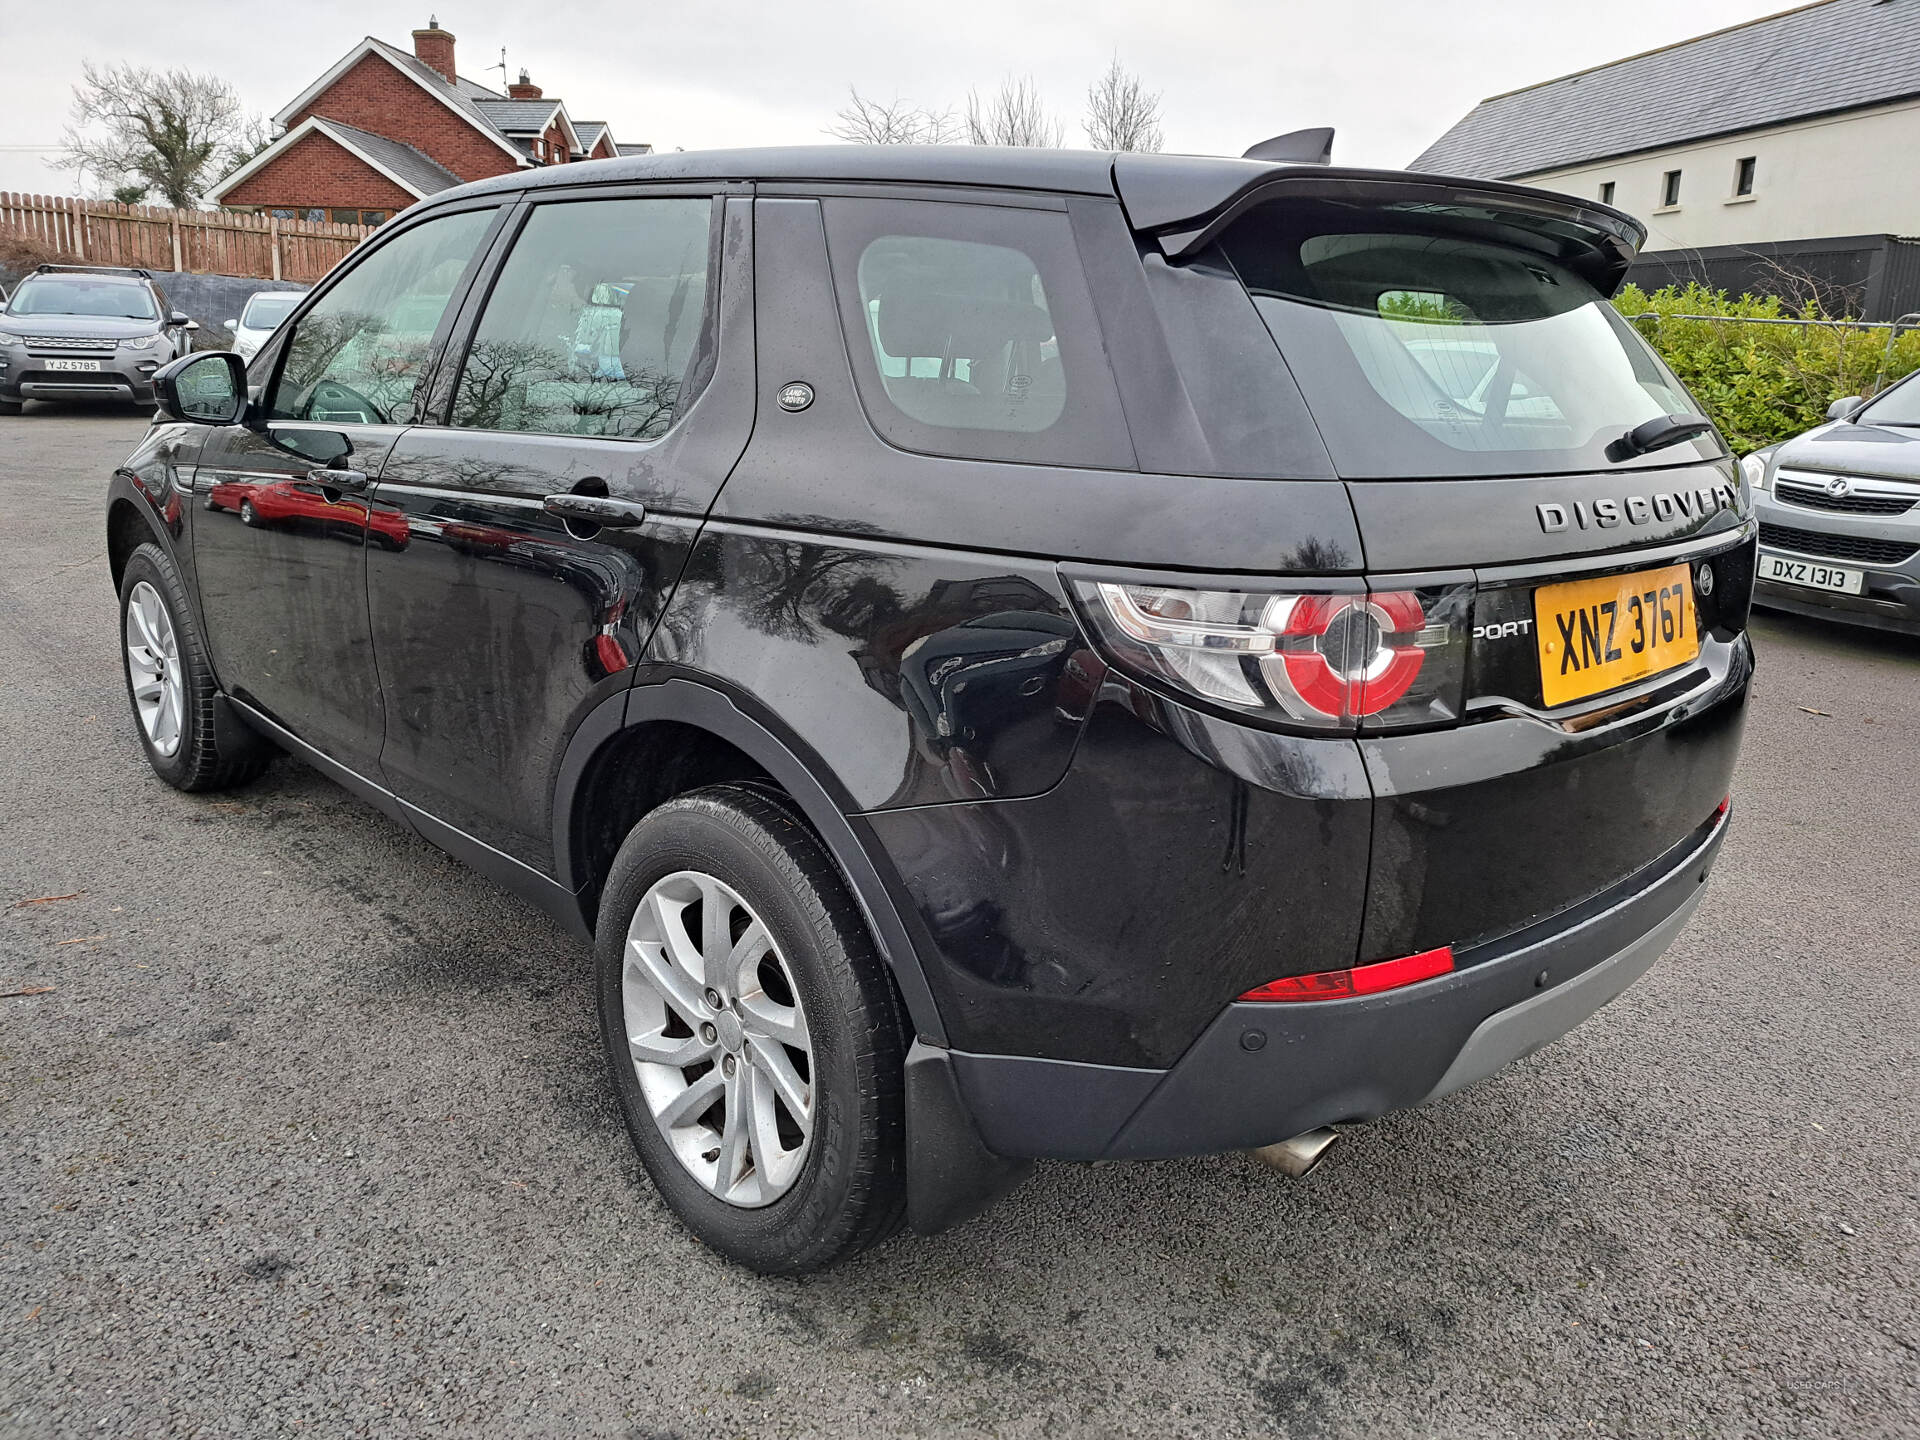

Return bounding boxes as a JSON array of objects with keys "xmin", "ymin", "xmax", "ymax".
[
  {"xmin": 8, "ymin": 278, "xmax": 157, "ymax": 320},
  {"xmin": 824, "ymin": 198, "xmax": 1132, "ymax": 468},
  {"xmin": 1216, "ymin": 200, "xmax": 1715, "ymax": 478},
  {"xmin": 449, "ymin": 197, "xmax": 712, "ymax": 441},
  {"xmin": 268, "ymin": 206, "xmax": 494, "ymax": 424}
]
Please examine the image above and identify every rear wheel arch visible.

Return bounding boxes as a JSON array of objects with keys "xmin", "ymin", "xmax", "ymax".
[{"xmin": 554, "ymin": 677, "xmax": 948, "ymax": 1047}]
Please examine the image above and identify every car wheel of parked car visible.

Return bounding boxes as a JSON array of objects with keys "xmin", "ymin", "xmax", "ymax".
[
  {"xmin": 596, "ymin": 784, "xmax": 908, "ymax": 1274},
  {"xmin": 119, "ymin": 543, "xmax": 274, "ymax": 792},
  {"xmin": 0, "ymin": 400, "xmax": 21, "ymax": 416}
]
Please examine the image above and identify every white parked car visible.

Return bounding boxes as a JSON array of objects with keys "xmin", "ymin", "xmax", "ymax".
[{"xmin": 223, "ymin": 290, "xmax": 305, "ymax": 362}]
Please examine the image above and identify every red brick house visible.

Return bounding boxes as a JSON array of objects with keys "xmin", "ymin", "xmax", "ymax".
[{"xmin": 208, "ymin": 18, "xmax": 647, "ymax": 225}]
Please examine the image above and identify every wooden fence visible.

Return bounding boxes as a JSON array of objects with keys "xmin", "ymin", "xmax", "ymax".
[{"xmin": 0, "ymin": 194, "xmax": 371, "ymax": 284}]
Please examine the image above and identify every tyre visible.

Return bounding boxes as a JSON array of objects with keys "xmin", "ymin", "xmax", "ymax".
[
  {"xmin": 0, "ymin": 399, "xmax": 21, "ymax": 416},
  {"xmin": 118, "ymin": 542, "xmax": 274, "ymax": 792},
  {"xmin": 596, "ymin": 784, "xmax": 908, "ymax": 1274},
  {"xmin": 239, "ymin": 500, "xmax": 258, "ymax": 526}
]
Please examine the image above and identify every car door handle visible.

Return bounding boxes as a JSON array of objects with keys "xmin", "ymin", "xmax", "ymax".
[
  {"xmin": 310, "ymin": 467, "xmax": 369, "ymax": 493},
  {"xmin": 543, "ymin": 493, "xmax": 648, "ymax": 528}
]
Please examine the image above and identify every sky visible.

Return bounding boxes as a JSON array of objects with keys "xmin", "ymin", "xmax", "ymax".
[{"xmin": 2, "ymin": 0, "xmax": 1800, "ymax": 196}]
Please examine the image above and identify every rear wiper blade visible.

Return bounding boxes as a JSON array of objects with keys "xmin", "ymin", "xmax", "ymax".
[{"xmin": 1607, "ymin": 413, "xmax": 1715, "ymax": 462}]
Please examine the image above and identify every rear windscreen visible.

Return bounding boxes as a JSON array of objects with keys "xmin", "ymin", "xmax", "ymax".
[{"xmin": 1216, "ymin": 201, "xmax": 1722, "ymax": 478}]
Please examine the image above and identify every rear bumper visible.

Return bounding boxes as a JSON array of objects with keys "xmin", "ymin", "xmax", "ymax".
[{"xmin": 947, "ymin": 810, "xmax": 1726, "ymax": 1160}]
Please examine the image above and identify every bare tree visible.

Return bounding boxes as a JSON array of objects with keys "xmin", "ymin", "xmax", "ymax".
[
  {"xmin": 828, "ymin": 88, "xmax": 959, "ymax": 145},
  {"xmin": 1084, "ymin": 58, "xmax": 1163, "ymax": 152},
  {"xmin": 57, "ymin": 61, "xmax": 262, "ymax": 208},
  {"xmin": 965, "ymin": 76, "xmax": 1065, "ymax": 148}
]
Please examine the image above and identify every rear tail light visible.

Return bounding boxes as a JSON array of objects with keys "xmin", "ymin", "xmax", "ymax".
[
  {"xmin": 1073, "ymin": 578, "xmax": 1473, "ymax": 732},
  {"xmin": 1240, "ymin": 946, "xmax": 1455, "ymax": 1002}
]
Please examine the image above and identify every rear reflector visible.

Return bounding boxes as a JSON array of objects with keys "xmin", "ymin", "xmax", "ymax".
[{"xmin": 1240, "ymin": 946, "xmax": 1455, "ymax": 1003}]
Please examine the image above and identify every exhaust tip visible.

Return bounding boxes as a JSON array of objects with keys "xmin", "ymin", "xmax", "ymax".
[{"xmin": 1250, "ymin": 1126, "xmax": 1340, "ymax": 1179}]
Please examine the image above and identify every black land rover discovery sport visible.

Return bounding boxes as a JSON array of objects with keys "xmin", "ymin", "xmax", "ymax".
[{"xmin": 108, "ymin": 144, "xmax": 1753, "ymax": 1274}]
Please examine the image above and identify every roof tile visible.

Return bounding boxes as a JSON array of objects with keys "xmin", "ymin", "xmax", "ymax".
[{"xmin": 1412, "ymin": 0, "xmax": 1920, "ymax": 178}]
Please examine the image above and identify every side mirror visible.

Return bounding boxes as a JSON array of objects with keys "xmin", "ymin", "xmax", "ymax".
[
  {"xmin": 1827, "ymin": 395, "xmax": 1865, "ymax": 421},
  {"xmin": 223, "ymin": 318, "xmax": 238, "ymax": 331},
  {"xmin": 153, "ymin": 351, "xmax": 247, "ymax": 425},
  {"xmin": 167, "ymin": 310, "xmax": 192, "ymax": 328}
]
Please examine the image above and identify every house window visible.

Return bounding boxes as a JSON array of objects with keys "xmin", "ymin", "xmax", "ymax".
[
  {"xmin": 1661, "ymin": 170, "xmax": 1682, "ymax": 207},
  {"xmin": 269, "ymin": 208, "xmax": 296, "ymax": 220},
  {"xmin": 330, "ymin": 209, "xmax": 359, "ymax": 224},
  {"xmin": 361, "ymin": 211, "xmax": 387, "ymax": 226},
  {"xmin": 1734, "ymin": 156, "xmax": 1757, "ymax": 197},
  {"xmin": 1599, "ymin": 181, "xmax": 1615, "ymax": 205}
]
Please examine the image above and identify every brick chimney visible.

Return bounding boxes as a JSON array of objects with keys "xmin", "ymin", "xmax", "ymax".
[
  {"xmin": 507, "ymin": 68, "xmax": 542, "ymax": 100},
  {"xmin": 411, "ymin": 17, "xmax": 457, "ymax": 84}
]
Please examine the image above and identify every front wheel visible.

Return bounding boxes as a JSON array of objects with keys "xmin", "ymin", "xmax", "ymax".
[
  {"xmin": 118, "ymin": 542, "xmax": 273, "ymax": 791},
  {"xmin": 596, "ymin": 785, "xmax": 908, "ymax": 1274}
]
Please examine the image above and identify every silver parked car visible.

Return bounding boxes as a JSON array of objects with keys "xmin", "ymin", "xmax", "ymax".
[
  {"xmin": 222, "ymin": 289, "xmax": 305, "ymax": 362},
  {"xmin": 1746, "ymin": 372, "xmax": 1920, "ymax": 636},
  {"xmin": 0, "ymin": 265, "xmax": 198, "ymax": 414}
]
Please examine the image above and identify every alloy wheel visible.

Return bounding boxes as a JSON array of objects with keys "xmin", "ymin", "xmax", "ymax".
[
  {"xmin": 622, "ymin": 870, "xmax": 814, "ymax": 1207},
  {"xmin": 125, "ymin": 580, "xmax": 184, "ymax": 759}
]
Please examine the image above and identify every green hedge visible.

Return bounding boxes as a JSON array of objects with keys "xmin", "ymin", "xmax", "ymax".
[{"xmin": 1612, "ymin": 283, "xmax": 1920, "ymax": 454}]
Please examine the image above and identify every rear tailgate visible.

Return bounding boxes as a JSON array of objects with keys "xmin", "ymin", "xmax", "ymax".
[{"xmin": 1349, "ymin": 467, "xmax": 1754, "ymax": 960}]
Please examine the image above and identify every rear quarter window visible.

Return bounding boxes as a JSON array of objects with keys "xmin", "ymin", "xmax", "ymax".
[{"xmin": 823, "ymin": 197, "xmax": 1133, "ymax": 470}]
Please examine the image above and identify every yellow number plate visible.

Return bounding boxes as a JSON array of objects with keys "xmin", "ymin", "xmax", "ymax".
[{"xmin": 1534, "ymin": 562, "xmax": 1699, "ymax": 707}]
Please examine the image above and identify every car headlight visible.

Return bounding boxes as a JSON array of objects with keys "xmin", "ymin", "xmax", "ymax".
[
  {"xmin": 0, "ymin": 331, "xmax": 22, "ymax": 346},
  {"xmin": 121, "ymin": 333, "xmax": 163, "ymax": 351},
  {"xmin": 1739, "ymin": 449, "xmax": 1776, "ymax": 493}
]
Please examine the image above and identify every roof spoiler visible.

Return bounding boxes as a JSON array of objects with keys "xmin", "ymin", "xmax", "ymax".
[
  {"xmin": 1112, "ymin": 159, "xmax": 1650, "ymax": 295},
  {"xmin": 1242, "ymin": 127, "xmax": 1334, "ymax": 165}
]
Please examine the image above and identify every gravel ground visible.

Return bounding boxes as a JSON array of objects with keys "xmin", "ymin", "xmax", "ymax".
[{"xmin": 2, "ymin": 405, "xmax": 1916, "ymax": 1439}]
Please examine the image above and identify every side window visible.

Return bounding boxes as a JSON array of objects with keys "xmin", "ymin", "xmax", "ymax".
[
  {"xmin": 449, "ymin": 197, "xmax": 712, "ymax": 441},
  {"xmin": 267, "ymin": 207, "xmax": 495, "ymax": 425},
  {"xmin": 823, "ymin": 198, "xmax": 1133, "ymax": 469}
]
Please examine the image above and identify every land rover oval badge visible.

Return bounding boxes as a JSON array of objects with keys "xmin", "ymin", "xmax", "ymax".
[{"xmin": 777, "ymin": 382, "xmax": 814, "ymax": 412}]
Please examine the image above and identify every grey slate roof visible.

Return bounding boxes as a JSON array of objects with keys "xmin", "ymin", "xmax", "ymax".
[
  {"xmin": 363, "ymin": 36, "xmax": 523, "ymax": 156},
  {"xmin": 472, "ymin": 98, "xmax": 562, "ymax": 135},
  {"xmin": 1412, "ymin": 0, "xmax": 1920, "ymax": 179},
  {"xmin": 616, "ymin": 142, "xmax": 655, "ymax": 157},
  {"xmin": 313, "ymin": 118, "xmax": 461, "ymax": 196},
  {"xmin": 454, "ymin": 75, "xmax": 505, "ymax": 99},
  {"xmin": 574, "ymin": 121, "xmax": 609, "ymax": 152}
]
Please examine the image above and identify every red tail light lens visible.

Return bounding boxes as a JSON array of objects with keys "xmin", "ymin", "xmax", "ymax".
[
  {"xmin": 1267, "ymin": 590, "xmax": 1433, "ymax": 718},
  {"xmin": 1072, "ymin": 577, "xmax": 1472, "ymax": 733},
  {"xmin": 1240, "ymin": 946, "xmax": 1455, "ymax": 1002}
]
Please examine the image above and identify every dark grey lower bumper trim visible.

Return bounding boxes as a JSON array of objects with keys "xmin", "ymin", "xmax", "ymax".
[{"xmin": 1420, "ymin": 886, "xmax": 1701, "ymax": 1104}]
